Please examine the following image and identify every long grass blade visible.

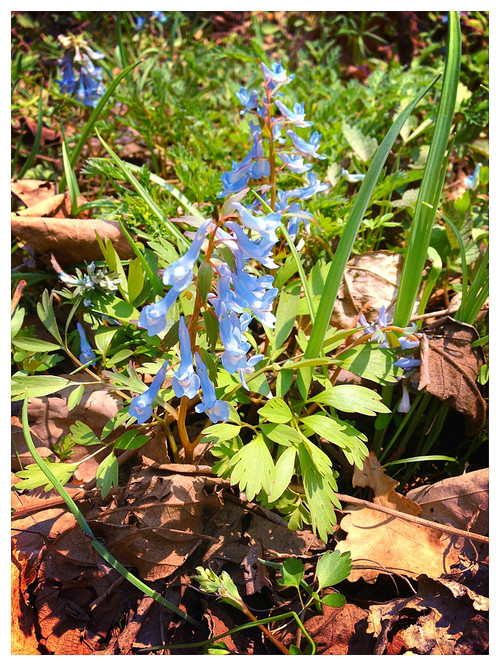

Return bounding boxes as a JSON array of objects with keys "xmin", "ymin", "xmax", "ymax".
[
  {"xmin": 393, "ymin": 11, "xmax": 461, "ymax": 327},
  {"xmin": 17, "ymin": 90, "xmax": 43, "ymax": 179}
]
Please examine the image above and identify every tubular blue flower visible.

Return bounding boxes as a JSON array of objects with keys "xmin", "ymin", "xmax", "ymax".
[
  {"xmin": 275, "ymin": 100, "xmax": 312, "ymax": 127},
  {"xmin": 341, "ymin": 166, "xmax": 365, "ymax": 183},
  {"xmin": 464, "ymin": 163, "xmax": 482, "ymax": 190},
  {"xmin": 135, "ymin": 15, "xmax": 146, "ymax": 30},
  {"xmin": 225, "ymin": 222, "xmax": 278, "ymax": 269},
  {"xmin": 235, "ymin": 87, "xmax": 259, "ymax": 115},
  {"xmin": 152, "ymin": 10, "xmax": 167, "ymax": 22},
  {"xmin": 172, "ymin": 317, "xmax": 201, "ymax": 399},
  {"xmin": 163, "ymin": 219, "xmax": 212, "ymax": 291},
  {"xmin": 359, "ymin": 314, "xmax": 375, "ymax": 335},
  {"xmin": 76, "ymin": 55, "xmax": 105, "ymax": 107},
  {"xmin": 194, "ymin": 353, "xmax": 230, "ymax": 423},
  {"xmin": 56, "ymin": 51, "xmax": 77, "ymax": 94},
  {"xmin": 76, "ymin": 323, "xmax": 96, "ymax": 365},
  {"xmin": 397, "ymin": 382, "xmax": 411, "ymax": 413},
  {"xmin": 129, "ymin": 360, "xmax": 169, "ymax": 424},
  {"xmin": 261, "ymin": 61, "xmax": 295, "ymax": 91},
  {"xmin": 231, "ymin": 203, "xmax": 282, "ymax": 243},
  {"xmin": 286, "ymin": 130, "xmax": 326, "ymax": 160},
  {"xmin": 287, "ymin": 172, "xmax": 329, "ymax": 201},
  {"xmin": 399, "ymin": 336, "xmax": 420, "ymax": 350},
  {"xmin": 394, "ymin": 357, "xmax": 421, "ymax": 370},
  {"xmin": 230, "ymin": 259, "xmax": 278, "ymax": 328},
  {"xmin": 138, "ymin": 288, "xmax": 179, "ymax": 337},
  {"xmin": 278, "ymin": 152, "xmax": 313, "ymax": 174}
]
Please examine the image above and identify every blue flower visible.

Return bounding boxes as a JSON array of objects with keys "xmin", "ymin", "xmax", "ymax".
[
  {"xmin": 235, "ymin": 87, "xmax": 259, "ymax": 115},
  {"xmin": 163, "ymin": 219, "xmax": 211, "ymax": 291},
  {"xmin": 76, "ymin": 323, "xmax": 96, "ymax": 365},
  {"xmin": 172, "ymin": 317, "xmax": 201, "ymax": 399},
  {"xmin": 399, "ymin": 336, "xmax": 420, "ymax": 350},
  {"xmin": 394, "ymin": 357, "xmax": 421, "ymax": 370},
  {"xmin": 261, "ymin": 61, "xmax": 295, "ymax": 91},
  {"xmin": 286, "ymin": 129, "xmax": 326, "ymax": 160},
  {"xmin": 225, "ymin": 222, "xmax": 278, "ymax": 269},
  {"xmin": 129, "ymin": 360, "xmax": 169, "ymax": 424},
  {"xmin": 75, "ymin": 55, "xmax": 105, "ymax": 107},
  {"xmin": 231, "ymin": 203, "xmax": 282, "ymax": 243},
  {"xmin": 194, "ymin": 353, "xmax": 230, "ymax": 423},
  {"xmin": 287, "ymin": 172, "xmax": 329, "ymax": 200},
  {"xmin": 275, "ymin": 100, "xmax": 312, "ymax": 127},
  {"xmin": 397, "ymin": 382, "xmax": 411, "ymax": 413},
  {"xmin": 151, "ymin": 10, "xmax": 167, "ymax": 22},
  {"xmin": 230, "ymin": 257, "xmax": 278, "ymax": 328},
  {"xmin": 56, "ymin": 51, "xmax": 77, "ymax": 94},
  {"xmin": 464, "ymin": 163, "xmax": 482, "ymax": 190},
  {"xmin": 138, "ymin": 289, "xmax": 179, "ymax": 337},
  {"xmin": 135, "ymin": 15, "xmax": 146, "ymax": 30},
  {"xmin": 278, "ymin": 152, "xmax": 313, "ymax": 174},
  {"xmin": 341, "ymin": 167, "xmax": 365, "ymax": 183}
]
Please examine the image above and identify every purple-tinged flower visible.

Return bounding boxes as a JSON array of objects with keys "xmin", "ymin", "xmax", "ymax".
[
  {"xmin": 250, "ymin": 139, "xmax": 271, "ymax": 180},
  {"xmin": 394, "ymin": 357, "xmax": 421, "ymax": 370},
  {"xmin": 464, "ymin": 163, "xmax": 482, "ymax": 190},
  {"xmin": 397, "ymin": 382, "xmax": 411, "ymax": 413},
  {"xmin": 286, "ymin": 130, "xmax": 326, "ymax": 160},
  {"xmin": 56, "ymin": 50, "xmax": 77, "ymax": 94},
  {"xmin": 231, "ymin": 203, "xmax": 282, "ymax": 243},
  {"xmin": 172, "ymin": 317, "xmax": 200, "ymax": 399},
  {"xmin": 225, "ymin": 222, "xmax": 278, "ymax": 269},
  {"xmin": 341, "ymin": 166, "xmax": 365, "ymax": 183},
  {"xmin": 138, "ymin": 288, "xmax": 179, "ymax": 337},
  {"xmin": 135, "ymin": 15, "xmax": 146, "ymax": 30},
  {"xmin": 230, "ymin": 262, "xmax": 278, "ymax": 329},
  {"xmin": 287, "ymin": 172, "xmax": 329, "ymax": 201},
  {"xmin": 278, "ymin": 152, "xmax": 313, "ymax": 174},
  {"xmin": 76, "ymin": 55, "xmax": 106, "ymax": 107},
  {"xmin": 273, "ymin": 121, "xmax": 286, "ymax": 144},
  {"xmin": 163, "ymin": 219, "xmax": 212, "ymax": 291},
  {"xmin": 129, "ymin": 360, "xmax": 169, "ymax": 424},
  {"xmin": 194, "ymin": 353, "xmax": 230, "ymax": 423},
  {"xmin": 399, "ymin": 336, "xmax": 420, "ymax": 350},
  {"xmin": 235, "ymin": 87, "xmax": 259, "ymax": 115},
  {"xmin": 152, "ymin": 10, "xmax": 167, "ymax": 22},
  {"xmin": 275, "ymin": 100, "xmax": 312, "ymax": 127},
  {"xmin": 76, "ymin": 323, "xmax": 96, "ymax": 365}
]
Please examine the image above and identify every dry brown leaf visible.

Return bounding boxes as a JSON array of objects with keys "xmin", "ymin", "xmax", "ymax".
[
  {"xmin": 11, "ymin": 214, "xmax": 135, "ymax": 264},
  {"xmin": 11, "ymin": 179, "xmax": 56, "ymax": 207},
  {"xmin": 11, "ymin": 554, "xmax": 41, "ymax": 655},
  {"xmin": 419, "ymin": 318, "xmax": 487, "ymax": 434},
  {"xmin": 16, "ymin": 192, "xmax": 90, "ymax": 219},
  {"xmin": 407, "ymin": 468, "xmax": 488, "ymax": 535},
  {"xmin": 331, "ymin": 251, "xmax": 406, "ymax": 329},
  {"xmin": 367, "ymin": 574, "xmax": 488, "ymax": 655},
  {"xmin": 336, "ymin": 453, "xmax": 462, "ymax": 583}
]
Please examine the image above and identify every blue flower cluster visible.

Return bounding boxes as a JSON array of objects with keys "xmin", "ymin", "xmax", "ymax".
[
  {"xmin": 135, "ymin": 11, "xmax": 167, "ymax": 30},
  {"xmin": 129, "ymin": 61, "xmax": 328, "ymax": 425},
  {"xmin": 56, "ymin": 35, "xmax": 105, "ymax": 107}
]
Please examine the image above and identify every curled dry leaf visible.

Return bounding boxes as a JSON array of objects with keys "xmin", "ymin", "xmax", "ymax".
[
  {"xmin": 336, "ymin": 453, "xmax": 462, "ymax": 583},
  {"xmin": 11, "ymin": 213, "xmax": 135, "ymax": 265},
  {"xmin": 419, "ymin": 318, "xmax": 487, "ymax": 435},
  {"xmin": 367, "ymin": 574, "xmax": 488, "ymax": 655},
  {"xmin": 11, "ymin": 179, "xmax": 56, "ymax": 208},
  {"xmin": 331, "ymin": 251, "xmax": 406, "ymax": 329}
]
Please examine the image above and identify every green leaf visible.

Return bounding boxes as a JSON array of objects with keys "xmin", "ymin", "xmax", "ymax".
[
  {"xmin": 203, "ymin": 309, "xmax": 219, "ymax": 352},
  {"xmin": 93, "ymin": 293, "xmax": 139, "ymax": 323},
  {"xmin": 300, "ymin": 414, "xmax": 369, "ymax": 469},
  {"xmin": 335, "ymin": 346, "xmax": 401, "ymax": 385},
  {"xmin": 12, "ymin": 337, "xmax": 61, "ymax": 352},
  {"xmin": 230, "ymin": 435, "xmax": 275, "ymax": 501},
  {"xmin": 96, "ymin": 451, "xmax": 119, "ymax": 499},
  {"xmin": 273, "ymin": 283, "xmax": 301, "ymax": 349},
  {"xmin": 342, "ymin": 121, "xmax": 378, "ymax": 162},
  {"xmin": 11, "ymin": 374, "xmax": 77, "ymax": 400},
  {"xmin": 268, "ymin": 446, "xmax": 297, "ymax": 502},
  {"xmin": 113, "ymin": 430, "xmax": 149, "ymax": 450},
  {"xmin": 275, "ymin": 367, "xmax": 294, "ymax": 398},
  {"xmin": 201, "ymin": 423, "xmax": 241, "ymax": 443},
  {"xmin": 14, "ymin": 461, "xmax": 78, "ymax": 492},
  {"xmin": 311, "ymin": 385, "xmax": 391, "ymax": 416},
  {"xmin": 261, "ymin": 423, "xmax": 302, "ymax": 445},
  {"xmin": 101, "ymin": 410, "xmax": 131, "ymax": 440},
  {"xmin": 11, "ymin": 306, "xmax": 25, "ymax": 339},
  {"xmin": 321, "ymin": 592, "xmax": 347, "ymax": 608},
  {"xmin": 278, "ymin": 557, "xmax": 304, "ymax": 589},
  {"xmin": 99, "ymin": 237, "xmax": 128, "ymax": 301},
  {"xmin": 127, "ymin": 257, "xmax": 145, "ymax": 303},
  {"xmin": 197, "ymin": 261, "xmax": 213, "ymax": 305},
  {"xmin": 258, "ymin": 397, "xmax": 293, "ymax": 424},
  {"xmin": 316, "ymin": 551, "xmax": 352, "ymax": 591},
  {"xmin": 70, "ymin": 421, "xmax": 101, "ymax": 446},
  {"xmin": 93, "ymin": 328, "xmax": 119, "ymax": 357},
  {"xmin": 105, "ymin": 349, "xmax": 134, "ymax": 367},
  {"xmin": 67, "ymin": 384, "xmax": 85, "ymax": 412}
]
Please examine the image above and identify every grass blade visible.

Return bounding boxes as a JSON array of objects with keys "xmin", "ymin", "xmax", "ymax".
[
  {"xmin": 17, "ymin": 90, "xmax": 43, "ymax": 179},
  {"xmin": 393, "ymin": 11, "xmax": 461, "ymax": 327}
]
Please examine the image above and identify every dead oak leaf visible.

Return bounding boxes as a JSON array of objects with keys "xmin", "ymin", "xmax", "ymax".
[
  {"xmin": 419, "ymin": 318, "xmax": 487, "ymax": 435},
  {"xmin": 11, "ymin": 179, "xmax": 56, "ymax": 208},
  {"xmin": 336, "ymin": 454, "xmax": 461, "ymax": 583}
]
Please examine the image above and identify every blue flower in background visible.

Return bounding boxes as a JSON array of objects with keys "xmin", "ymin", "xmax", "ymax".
[
  {"xmin": 287, "ymin": 172, "xmax": 329, "ymax": 200},
  {"xmin": 138, "ymin": 288, "xmax": 179, "ymax": 337},
  {"xmin": 397, "ymin": 382, "xmax": 411, "ymax": 413},
  {"xmin": 129, "ymin": 360, "xmax": 169, "ymax": 424},
  {"xmin": 278, "ymin": 152, "xmax": 313, "ymax": 174},
  {"xmin": 399, "ymin": 335, "xmax": 420, "ymax": 350},
  {"xmin": 151, "ymin": 10, "xmax": 167, "ymax": 22},
  {"xmin": 194, "ymin": 353, "xmax": 230, "ymax": 423},
  {"xmin": 261, "ymin": 61, "xmax": 295, "ymax": 91},
  {"xmin": 236, "ymin": 87, "xmax": 259, "ymax": 115},
  {"xmin": 341, "ymin": 166, "xmax": 365, "ymax": 183},
  {"xmin": 56, "ymin": 50, "xmax": 77, "ymax": 93},
  {"xmin": 163, "ymin": 219, "xmax": 211, "ymax": 291},
  {"xmin": 76, "ymin": 323, "xmax": 96, "ymax": 365},
  {"xmin": 464, "ymin": 163, "xmax": 482, "ymax": 190},
  {"xmin": 172, "ymin": 317, "xmax": 201, "ymax": 399},
  {"xmin": 275, "ymin": 100, "xmax": 312, "ymax": 127},
  {"xmin": 286, "ymin": 129, "xmax": 326, "ymax": 160},
  {"xmin": 76, "ymin": 56, "xmax": 106, "ymax": 107},
  {"xmin": 56, "ymin": 37, "xmax": 106, "ymax": 108},
  {"xmin": 394, "ymin": 357, "xmax": 421, "ymax": 370}
]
